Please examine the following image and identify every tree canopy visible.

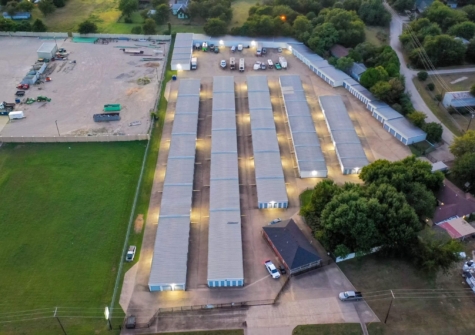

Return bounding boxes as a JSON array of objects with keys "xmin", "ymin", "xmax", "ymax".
[
  {"xmin": 203, "ymin": 18, "xmax": 227, "ymax": 36},
  {"xmin": 450, "ymin": 130, "xmax": 475, "ymax": 158},
  {"xmin": 78, "ymin": 20, "xmax": 97, "ymax": 34}
]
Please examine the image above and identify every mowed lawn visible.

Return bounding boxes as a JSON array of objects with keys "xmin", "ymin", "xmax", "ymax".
[
  {"xmin": 230, "ymin": 0, "xmax": 257, "ymax": 28},
  {"xmin": 293, "ymin": 324, "xmax": 362, "ymax": 335},
  {"xmin": 0, "ymin": 142, "xmax": 145, "ymax": 330}
]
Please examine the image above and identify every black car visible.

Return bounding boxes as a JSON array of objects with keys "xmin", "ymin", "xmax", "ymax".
[
  {"xmin": 125, "ymin": 315, "xmax": 136, "ymax": 329},
  {"xmin": 279, "ymin": 265, "xmax": 286, "ymax": 274},
  {"xmin": 262, "ymin": 48, "xmax": 267, "ymax": 55}
]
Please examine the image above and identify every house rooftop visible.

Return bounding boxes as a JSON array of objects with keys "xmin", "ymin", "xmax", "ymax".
[
  {"xmin": 330, "ymin": 44, "xmax": 349, "ymax": 58},
  {"xmin": 433, "ymin": 179, "xmax": 475, "ymax": 223}
]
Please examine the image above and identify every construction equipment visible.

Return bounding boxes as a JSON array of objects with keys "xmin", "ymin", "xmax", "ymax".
[
  {"xmin": 37, "ymin": 96, "xmax": 51, "ymax": 102},
  {"xmin": 104, "ymin": 104, "xmax": 121, "ymax": 112},
  {"xmin": 0, "ymin": 101, "xmax": 15, "ymax": 111},
  {"xmin": 26, "ymin": 98, "xmax": 36, "ymax": 104},
  {"xmin": 16, "ymin": 84, "xmax": 29, "ymax": 90}
]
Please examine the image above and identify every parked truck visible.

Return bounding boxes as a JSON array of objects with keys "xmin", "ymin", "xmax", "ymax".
[
  {"xmin": 230, "ymin": 57, "xmax": 236, "ymax": 70},
  {"xmin": 279, "ymin": 56, "xmax": 287, "ymax": 69},
  {"xmin": 339, "ymin": 291, "xmax": 363, "ymax": 301},
  {"xmin": 191, "ymin": 57, "xmax": 197, "ymax": 70},
  {"xmin": 239, "ymin": 58, "xmax": 245, "ymax": 72}
]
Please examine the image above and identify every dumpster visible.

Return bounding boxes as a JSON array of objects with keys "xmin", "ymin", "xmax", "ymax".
[
  {"xmin": 93, "ymin": 113, "xmax": 121, "ymax": 122},
  {"xmin": 103, "ymin": 104, "xmax": 121, "ymax": 112}
]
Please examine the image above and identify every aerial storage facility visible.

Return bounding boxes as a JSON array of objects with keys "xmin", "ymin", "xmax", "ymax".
[
  {"xmin": 319, "ymin": 95, "xmax": 369, "ymax": 175},
  {"xmin": 279, "ymin": 75, "xmax": 327, "ymax": 178},
  {"xmin": 148, "ymin": 79, "xmax": 200, "ymax": 291},
  {"xmin": 207, "ymin": 76, "xmax": 244, "ymax": 287},
  {"xmin": 171, "ymin": 33, "xmax": 193, "ymax": 71},
  {"xmin": 247, "ymin": 76, "xmax": 288, "ymax": 209}
]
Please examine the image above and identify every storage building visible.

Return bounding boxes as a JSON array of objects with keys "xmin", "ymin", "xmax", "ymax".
[
  {"xmin": 383, "ymin": 117, "xmax": 427, "ymax": 145},
  {"xmin": 442, "ymin": 91, "xmax": 475, "ymax": 108},
  {"xmin": 148, "ymin": 79, "xmax": 200, "ymax": 291},
  {"xmin": 262, "ymin": 219, "xmax": 321, "ymax": 275},
  {"xmin": 37, "ymin": 43, "xmax": 58, "ymax": 60},
  {"xmin": 247, "ymin": 76, "xmax": 288, "ymax": 209},
  {"xmin": 319, "ymin": 95, "xmax": 369, "ymax": 174},
  {"xmin": 343, "ymin": 82, "xmax": 375, "ymax": 107},
  {"xmin": 171, "ymin": 33, "xmax": 194, "ymax": 71},
  {"xmin": 279, "ymin": 75, "xmax": 327, "ymax": 178},
  {"xmin": 207, "ymin": 76, "xmax": 244, "ymax": 288}
]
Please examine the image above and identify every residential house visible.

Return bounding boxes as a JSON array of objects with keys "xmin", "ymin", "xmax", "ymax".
[
  {"xmin": 330, "ymin": 44, "xmax": 349, "ymax": 59},
  {"xmin": 442, "ymin": 91, "xmax": 475, "ymax": 109},
  {"xmin": 176, "ymin": 7, "xmax": 189, "ymax": 19},
  {"xmin": 171, "ymin": 0, "xmax": 189, "ymax": 19},
  {"xmin": 433, "ymin": 179, "xmax": 475, "ymax": 224}
]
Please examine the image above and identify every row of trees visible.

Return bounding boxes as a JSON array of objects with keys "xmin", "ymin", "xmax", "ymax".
[
  {"xmin": 0, "ymin": 18, "xmax": 47, "ymax": 32},
  {"xmin": 301, "ymin": 157, "xmax": 461, "ymax": 274},
  {"xmin": 2, "ymin": 0, "xmax": 66, "ymax": 17},
  {"xmin": 188, "ymin": 0, "xmax": 233, "ymax": 36},
  {"xmin": 450, "ymin": 130, "xmax": 475, "ymax": 191}
]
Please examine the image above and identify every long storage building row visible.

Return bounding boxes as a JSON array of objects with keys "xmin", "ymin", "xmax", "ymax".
[
  {"xmin": 279, "ymin": 75, "xmax": 327, "ymax": 178},
  {"xmin": 319, "ymin": 95, "xmax": 369, "ymax": 175},
  {"xmin": 290, "ymin": 43, "xmax": 427, "ymax": 145},
  {"xmin": 148, "ymin": 79, "xmax": 201, "ymax": 291},
  {"xmin": 247, "ymin": 76, "xmax": 288, "ymax": 209},
  {"xmin": 207, "ymin": 76, "xmax": 244, "ymax": 288}
]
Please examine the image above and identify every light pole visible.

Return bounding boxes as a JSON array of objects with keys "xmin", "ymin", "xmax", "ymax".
[
  {"xmin": 54, "ymin": 307, "xmax": 67, "ymax": 335},
  {"xmin": 55, "ymin": 120, "xmax": 60, "ymax": 136},
  {"xmin": 104, "ymin": 306, "xmax": 113, "ymax": 330},
  {"xmin": 467, "ymin": 113, "xmax": 475, "ymax": 131}
]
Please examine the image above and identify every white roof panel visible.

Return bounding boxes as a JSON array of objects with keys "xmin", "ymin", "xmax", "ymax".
[
  {"xmin": 283, "ymin": 100, "xmax": 310, "ymax": 116},
  {"xmin": 164, "ymin": 158, "xmax": 195, "ymax": 186},
  {"xmin": 213, "ymin": 92, "xmax": 235, "ymax": 111},
  {"xmin": 247, "ymin": 75, "xmax": 268, "ymax": 92},
  {"xmin": 172, "ymin": 113, "xmax": 198, "ymax": 135},
  {"xmin": 373, "ymin": 107, "xmax": 403, "ymax": 121},
  {"xmin": 211, "ymin": 130, "xmax": 237, "ymax": 154},
  {"xmin": 280, "ymin": 75, "xmax": 305, "ymax": 91},
  {"xmin": 213, "ymin": 76, "xmax": 235, "ymax": 93},
  {"xmin": 254, "ymin": 151, "xmax": 284, "ymax": 179},
  {"xmin": 335, "ymin": 143, "xmax": 367, "ymax": 158},
  {"xmin": 210, "ymin": 153, "xmax": 239, "ymax": 180},
  {"xmin": 248, "ymin": 91, "xmax": 273, "ymax": 110},
  {"xmin": 250, "ymin": 111, "xmax": 276, "ymax": 130},
  {"xmin": 159, "ymin": 184, "xmax": 194, "ymax": 217},
  {"xmin": 256, "ymin": 178, "xmax": 288, "ymax": 204},
  {"xmin": 251, "ymin": 129, "xmax": 280, "ymax": 153},
  {"xmin": 295, "ymin": 146, "xmax": 326, "ymax": 162},
  {"xmin": 178, "ymin": 79, "xmax": 201, "ymax": 96},
  {"xmin": 330, "ymin": 129, "xmax": 360, "ymax": 144},
  {"xmin": 385, "ymin": 117, "xmax": 427, "ymax": 139},
  {"xmin": 168, "ymin": 134, "xmax": 197, "ymax": 158},
  {"xmin": 209, "ymin": 179, "xmax": 240, "ymax": 211},
  {"xmin": 340, "ymin": 157, "xmax": 370, "ymax": 170},
  {"xmin": 292, "ymin": 132, "xmax": 321, "ymax": 146},
  {"xmin": 298, "ymin": 160, "xmax": 328, "ymax": 173},
  {"xmin": 175, "ymin": 95, "xmax": 200, "ymax": 115},
  {"xmin": 288, "ymin": 116, "xmax": 316, "ymax": 133},
  {"xmin": 212, "ymin": 111, "xmax": 236, "ymax": 130}
]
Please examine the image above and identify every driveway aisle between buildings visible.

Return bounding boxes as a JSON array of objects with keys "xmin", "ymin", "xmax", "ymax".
[{"xmin": 384, "ymin": 2, "xmax": 455, "ymax": 144}]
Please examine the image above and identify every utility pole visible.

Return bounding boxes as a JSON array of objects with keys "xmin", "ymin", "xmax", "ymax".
[
  {"xmin": 384, "ymin": 290, "xmax": 395, "ymax": 324},
  {"xmin": 54, "ymin": 307, "xmax": 67, "ymax": 335},
  {"xmin": 55, "ymin": 120, "xmax": 61, "ymax": 136},
  {"xmin": 467, "ymin": 113, "xmax": 474, "ymax": 131}
]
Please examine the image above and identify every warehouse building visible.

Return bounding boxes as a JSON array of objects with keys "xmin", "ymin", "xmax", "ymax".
[
  {"xmin": 370, "ymin": 106, "xmax": 404, "ymax": 124},
  {"xmin": 208, "ymin": 76, "xmax": 244, "ymax": 288},
  {"xmin": 262, "ymin": 219, "xmax": 322, "ymax": 275},
  {"xmin": 148, "ymin": 79, "xmax": 200, "ymax": 291},
  {"xmin": 37, "ymin": 42, "xmax": 58, "ymax": 60},
  {"xmin": 279, "ymin": 75, "xmax": 327, "ymax": 178},
  {"xmin": 342, "ymin": 80, "xmax": 376, "ymax": 107},
  {"xmin": 247, "ymin": 76, "xmax": 288, "ymax": 209},
  {"xmin": 383, "ymin": 117, "xmax": 427, "ymax": 145},
  {"xmin": 319, "ymin": 95, "xmax": 369, "ymax": 174},
  {"xmin": 171, "ymin": 33, "xmax": 193, "ymax": 71}
]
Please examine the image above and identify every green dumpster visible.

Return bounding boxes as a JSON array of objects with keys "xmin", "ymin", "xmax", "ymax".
[{"xmin": 103, "ymin": 104, "xmax": 121, "ymax": 112}]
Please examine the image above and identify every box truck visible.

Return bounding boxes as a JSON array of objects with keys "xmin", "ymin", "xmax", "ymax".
[{"xmin": 9, "ymin": 111, "xmax": 24, "ymax": 120}]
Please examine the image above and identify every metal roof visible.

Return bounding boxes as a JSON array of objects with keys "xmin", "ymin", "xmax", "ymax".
[
  {"xmin": 251, "ymin": 129, "xmax": 280, "ymax": 153},
  {"xmin": 340, "ymin": 157, "xmax": 370, "ymax": 170},
  {"xmin": 283, "ymin": 100, "xmax": 309, "ymax": 117},
  {"xmin": 164, "ymin": 158, "xmax": 195, "ymax": 185},
  {"xmin": 289, "ymin": 43, "xmax": 324, "ymax": 62},
  {"xmin": 149, "ymin": 217, "xmax": 190, "ymax": 286},
  {"xmin": 208, "ymin": 75, "xmax": 243, "ymax": 283},
  {"xmin": 335, "ymin": 143, "xmax": 367, "ymax": 158},
  {"xmin": 213, "ymin": 76, "xmax": 235, "ymax": 93},
  {"xmin": 319, "ymin": 66, "xmax": 351, "ymax": 82},
  {"xmin": 330, "ymin": 129, "xmax": 360, "ymax": 144},
  {"xmin": 367, "ymin": 100, "xmax": 389, "ymax": 110},
  {"xmin": 295, "ymin": 146, "xmax": 326, "ymax": 162},
  {"xmin": 343, "ymin": 78, "xmax": 359, "ymax": 87},
  {"xmin": 384, "ymin": 117, "xmax": 428, "ymax": 139},
  {"xmin": 171, "ymin": 34, "xmax": 193, "ymax": 69},
  {"xmin": 175, "ymin": 95, "xmax": 200, "ymax": 114},
  {"xmin": 292, "ymin": 132, "xmax": 321, "ymax": 146},
  {"xmin": 168, "ymin": 134, "xmax": 197, "ymax": 158},
  {"xmin": 248, "ymin": 75, "xmax": 288, "ymax": 206},
  {"xmin": 207, "ymin": 210, "xmax": 244, "ymax": 281},
  {"xmin": 279, "ymin": 90, "xmax": 307, "ymax": 102},
  {"xmin": 280, "ymin": 75, "xmax": 305, "ymax": 90},
  {"xmin": 211, "ymin": 130, "xmax": 237, "ymax": 153},
  {"xmin": 172, "ymin": 113, "xmax": 198, "ymax": 135},
  {"xmin": 178, "ymin": 79, "xmax": 201, "ymax": 96},
  {"xmin": 212, "ymin": 92, "xmax": 235, "ymax": 111},
  {"xmin": 298, "ymin": 160, "xmax": 328, "ymax": 172},
  {"xmin": 288, "ymin": 116, "xmax": 316, "ymax": 133},
  {"xmin": 373, "ymin": 107, "xmax": 404, "ymax": 121},
  {"xmin": 159, "ymin": 184, "xmax": 194, "ymax": 217},
  {"xmin": 37, "ymin": 42, "xmax": 56, "ymax": 53}
]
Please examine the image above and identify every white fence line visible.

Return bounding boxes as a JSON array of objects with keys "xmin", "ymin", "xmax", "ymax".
[
  {"xmin": 71, "ymin": 33, "xmax": 171, "ymax": 40},
  {"xmin": 0, "ymin": 134, "xmax": 149, "ymax": 143},
  {"xmin": 335, "ymin": 247, "xmax": 381, "ymax": 263},
  {"xmin": 0, "ymin": 32, "xmax": 68, "ymax": 38}
]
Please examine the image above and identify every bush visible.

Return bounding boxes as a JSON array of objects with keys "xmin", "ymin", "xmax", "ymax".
[
  {"xmin": 124, "ymin": 17, "xmax": 133, "ymax": 24},
  {"xmin": 53, "ymin": 0, "xmax": 65, "ymax": 8},
  {"xmin": 435, "ymin": 93, "xmax": 443, "ymax": 101},
  {"xmin": 78, "ymin": 20, "xmax": 98, "ymax": 34},
  {"xmin": 427, "ymin": 83, "xmax": 435, "ymax": 91},
  {"xmin": 417, "ymin": 71, "xmax": 428, "ymax": 81},
  {"xmin": 32, "ymin": 19, "xmax": 47, "ymax": 32},
  {"xmin": 130, "ymin": 26, "xmax": 142, "ymax": 34}
]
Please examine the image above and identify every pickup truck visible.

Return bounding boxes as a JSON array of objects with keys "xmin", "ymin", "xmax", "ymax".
[{"xmin": 339, "ymin": 291, "xmax": 363, "ymax": 301}]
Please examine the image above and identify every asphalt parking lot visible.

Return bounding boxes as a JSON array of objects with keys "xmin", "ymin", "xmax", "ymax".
[{"xmin": 0, "ymin": 37, "xmax": 167, "ymax": 137}]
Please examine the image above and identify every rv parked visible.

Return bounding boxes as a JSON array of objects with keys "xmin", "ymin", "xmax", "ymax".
[
  {"xmin": 230, "ymin": 57, "xmax": 236, "ymax": 70},
  {"xmin": 239, "ymin": 58, "xmax": 245, "ymax": 72}
]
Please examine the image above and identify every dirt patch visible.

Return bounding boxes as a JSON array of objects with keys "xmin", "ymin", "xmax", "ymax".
[
  {"xmin": 126, "ymin": 87, "xmax": 141, "ymax": 96},
  {"xmin": 134, "ymin": 214, "xmax": 144, "ymax": 233},
  {"xmin": 143, "ymin": 62, "xmax": 160, "ymax": 68}
]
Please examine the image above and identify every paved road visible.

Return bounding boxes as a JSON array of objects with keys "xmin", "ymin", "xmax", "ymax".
[{"xmin": 384, "ymin": 2, "xmax": 455, "ymax": 144}]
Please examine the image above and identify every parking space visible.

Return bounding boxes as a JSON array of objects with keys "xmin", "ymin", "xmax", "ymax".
[{"xmin": 0, "ymin": 37, "xmax": 167, "ymax": 137}]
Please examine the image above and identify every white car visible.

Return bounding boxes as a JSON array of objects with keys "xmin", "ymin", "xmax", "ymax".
[
  {"xmin": 238, "ymin": 44, "xmax": 243, "ymax": 51},
  {"xmin": 265, "ymin": 260, "xmax": 281, "ymax": 279},
  {"xmin": 269, "ymin": 218, "xmax": 282, "ymax": 225},
  {"xmin": 126, "ymin": 245, "xmax": 136, "ymax": 262},
  {"xmin": 220, "ymin": 60, "xmax": 227, "ymax": 68}
]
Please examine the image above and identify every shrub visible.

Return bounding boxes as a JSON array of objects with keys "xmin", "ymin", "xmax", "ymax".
[
  {"xmin": 417, "ymin": 71, "xmax": 428, "ymax": 81},
  {"xmin": 427, "ymin": 83, "xmax": 435, "ymax": 91},
  {"xmin": 130, "ymin": 26, "xmax": 142, "ymax": 34},
  {"xmin": 124, "ymin": 17, "xmax": 133, "ymax": 24}
]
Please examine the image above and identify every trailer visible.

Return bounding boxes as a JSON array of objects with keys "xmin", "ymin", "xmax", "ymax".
[
  {"xmin": 15, "ymin": 91, "xmax": 25, "ymax": 97},
  {"xmin": 9, "ymin": 111, "xmax": 24, "ymax": 120},
  {"xmin": 239, "ymin": 58, "xmax": 245, "ymax": 72},
  {"xmin": 122, "ymin": 49, "xmax": 144, "ymax": 54},
  {"xmin": 104, "ymin": 104, "xmax": 121, "ymax": 112},
  {"xmin": 93, "ymin": 113, "xmax": 121, "ymax": 122},
  {"xmin": 230, "ymin": 57, "xmax": 236, "ymax": 70},
  {"xmin": 279, "ymin": 56, "xmax": 287, "ymax": 69},
  {"xmin": 191, "ymin": 57, "xmax": 197, "ymax": 70}
]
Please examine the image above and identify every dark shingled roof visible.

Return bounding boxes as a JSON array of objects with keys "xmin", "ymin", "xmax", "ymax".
[
  {"xmin": 263, "ymin": 219, "xmax": 321, "ymax": 271},
  {"xmin": 433, "ymin": 179, "xmax": 475, "ymax": 223}
]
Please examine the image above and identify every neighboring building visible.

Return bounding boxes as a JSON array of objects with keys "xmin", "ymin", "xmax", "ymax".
[
  {"xmin": 447, "ymin": 0, "xmax": 458, "ymax": 8},
  {"xmin": 330, "ymin": 44, "xmax": 349, "ymax": 59},
  {"xmin": 415, "ymin": 0, "xmax": 434, "ymax": 12},
  {"xmin": 2, "ymin": 12, "xmax": 31, "ymax": 20},
  {"xmin": 455, "ymin": 37, "xmax": 469, "ymax": 45},
  {"xmin": 350, "ymin": 62, "xmax": 367, "ymax": 82},
  {"xmin": 262, "ymin": 219, "xmax": 322, "ymax": 275},
  {"xmin": 171, "ymin": 33, "xmax": 193, "ymax": 70},
  {"xmin": 37, "ymin": 42, "xmax": 58, "ymax": 60},
  {"xmin": 383, "ymin": 117, "xmax": 427, "ymax": 145},
  {"xmin": 433, "ymin": 179, "xmax": 475, "ymax": 224},
  {"xmin": 431, "ymin": 161, "xmax": 448, "ymax": 173},
  {"xmin": 442, "ymin": 91, "xmax": 475, "ymax": 108},
  {"xmin": 176, "ymin": 7, "xmax": 189, "ymax": 19},
  {"xmin": 171, "ymin": 0, "xmax": 189, "ymax": 17},
  {"xmin": 438, "ymin": 217, "xmax": 475, "ymax": 239},
  {"xmin": 343, "ymin": 80, "xmax": 376, "ymax": 106}
]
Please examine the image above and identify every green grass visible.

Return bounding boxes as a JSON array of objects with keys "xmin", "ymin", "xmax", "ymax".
[
  {"xmin": 153, "ymin": 331, "xmax": 244, "ymax": 335},
  {"xmin": 230, "ymin": 0, "xmax": 258, "ymax": 28},
  {"xmin": 339, "ymin": 254, "xmax": 475, "ymax": 335},
  {"xmin": 293, "ymin": 324, "xmax": 362, "ymax": 335},
  {"xmin": 412, "ymin": 78, "xmax": 464, "ymax": 136},
  {"xmin": 0, "ymin": 142, "xmax": 146, "ymax": 334},
  {"xmin": 300, "ymin": 189, "xmax": 313, "ymax": 207},
  {"xmin": 364, "ymin": 26, "xmax": 389, "ymax": 46}
]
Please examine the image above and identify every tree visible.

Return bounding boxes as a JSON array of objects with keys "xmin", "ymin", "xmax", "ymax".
[
  {"xmin": 471, "ymin": 84, "xmax": 475, "ymax": 96},
  {"xmin": 467, "ymin": 38, "xmax": 475, "ymax": 63},
  {"xmin": 38, "ymin": 0, "xmax": 56, "ymax": 16},
  {"xmin": 450, "ymin": 130, "xmax": 475, "ymax": 158},
  {"xmin": 154, "ymin": 4, "xmax": 169, "ymax": 25},
  {"xmin": 417, "ymin": 71, "xmax": 428, "ymax": 81},
  {"xmin": 142, "ymin": 18, "xmax": 157, "ymax": 35},
  {"xmin": 427, "ymin": 83, "xmax": 435, "ymax": 91},
  {"xmin": 336, "ymin": 56, "xmax": 354, "ymax": 72},
  {"xmin": 151, "ymin": 0, "xmax": 167, "ymax": 7},
  {"xmin": 343, "ymin": 0, "xmax": 361, "ymax": 11},
  {"xmin": 78, "ymin": 20, "xmax": 97, "ymax": 34},
  {"xmin": 307, "ymin": 22, "xmax": 339, "ymax": 55},
  {"xmin": 387, "ymin": 0, "xmax": 415, "ymax": 11},
  {"xmin": 52, "ymin": 0, "xmax": 65, "ymax": 8},
  {"xmin": 5, "ymin": 1, "xmax": 18, "ymax": 16},
  {"xmin": 358, "ymin": 0, "xmax": 391, "ymax": 27},
  {"xmin": 370, "ymin": 81, "xmax": 392, "ymax": 100},
  {"xmin": 293, "ymin": 15, "xmax": 312, "ymax": 41},
  {"xmin": 119, "ymin": 0, "xmax": 138, "ymax": 19},
  {"xmin": 424, "ymin": 34, "xmax": 466, "ymax": 67},
  {"xmin": 425, "ymin": 1, "xmax": 468, "ymax": 31},
  {"xmin": 452, "ymin": 153, "xmax": 475, "ymax": 191},
  {"xmin": 422, "ymin": 122, "xmax": 443, "ymax": 143},
  {"xmin": 404, "ymin": 182, "xmax": 436, "ymax": 220},
  {"xmin": 463, "ymin": 4, "xmax": 475, "ymax": 22},
  {"xmin": 31, "ymin": 19, "xmax": 47, "ymax": 32},
  {"xmin": 131, "ymin": 26, "xmax": 142, "ymax": 34},
  {"xmin": 203, "ymin": 18, "xmax": 227, "ymax": 36},
  {"xmin": 408, "ymin": 111, "xmax": 427, "ymax": 127},
  {"xmin": 16, "ymin": 20, "xmax": 31, "ymax": 32},
  {"xmin": 360, "ymin": 66, "xmax": 388, "ymax": 89},
  {"xmin": 448, "ymin": 21, "xmax": 475, "ymax": 40},
  {"xmin": 322, "ymin": 8, "xmax": 366, "ymax": 47},
  {"xmin": 17, "ymin": 0, "xmax": 34, "ymax": 12},
  {"xmin": 187, "ymin": 1, "xmax": 201, "ymax": 20}
]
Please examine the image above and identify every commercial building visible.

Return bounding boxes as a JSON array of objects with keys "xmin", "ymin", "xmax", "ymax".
[
  {"xmin": 262, "ymin": 219, "xmax": 322, "ymax": 275},
  {"xmin": 207, "ymin": 76, "xmax": 244, "ymax": 287},
  {"xmin": 37, "ymin": 42, "xmax": 58, "ymax": 60},
  {"xmin": 279, "ymin": 75, "xmax": 327, "ymax": 178},
  {"xmin": 319, "ymin": 95, "xmax": 369, "ymax": 174},
  {"xmin": 148, "ymin": 79, "xmax": 200, "ymax": 291},
  {"xmin": 171, "ymin": 33, "xmax": 193, "ymax": 71},
  {"xmin": 442, "ymin": 91, "xmax": 475, "ymax": 108},
  {"xmin": 247, "ymin": 76, "xmax": 288, "ymax": 209}
]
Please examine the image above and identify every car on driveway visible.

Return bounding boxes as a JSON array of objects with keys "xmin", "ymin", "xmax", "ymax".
[
  {"xmin": 126, "ymin": 245, "xmax": 136, "ymax": 262},
  {"xmin": 339, "ymin": 291, "xmax": 363, "ymax": 301},
  {"xmin": 269, "ymin": 218, "xmax": 282, "ymax": 225},
  {"xmin": 279, "ymin": 265, "xmax": 286, "ymax": 275},
  {"xmin": 265, "ymin": 260, "xmax": 281, "ymax": 279}
]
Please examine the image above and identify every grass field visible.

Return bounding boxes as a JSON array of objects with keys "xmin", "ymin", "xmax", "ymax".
[
  {"xmin": 364, "ymin": 26, "xmax": 389, "ymax": 47},
  {"xmin": 293, "ymin": 324, "xmax": 362, "ymax": 335},
  {"xmin": 339, "ymin": 254, "xmax": 475, "ymax": 334},
  {"xmin": 230, "ymin": 0, "xmax": 257, "ymax": 28},
  {"xmin": 412, "ymin": 78, "xmax": 465, "ymax": 136},
  {"xmin": 0, "ymin": 142, "xmax": 145, "ymax": 334}
]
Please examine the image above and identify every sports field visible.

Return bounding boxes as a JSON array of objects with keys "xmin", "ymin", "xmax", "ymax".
[{"xmin": 0, "ymin": 142, "xmax": 145, "ymax": 334}]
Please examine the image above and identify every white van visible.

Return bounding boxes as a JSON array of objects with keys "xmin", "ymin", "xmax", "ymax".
[
  {"xmin": 238, "ymin": 44, "xmax": 243, "ymax": 51},
  {"xmin": 8, "ymin": 111, "xmax": 24, "ymax": 120},
  {"xmin": 231, "ymin": 45, "xmax": 236, "ymax": 53},
  {"xmin": 230, "ymin": 57, "xmax": 236, "ymax": 70},
  {"xmin": 239, "ymin": 58, "xmax": 245, "ymax": 72}
]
